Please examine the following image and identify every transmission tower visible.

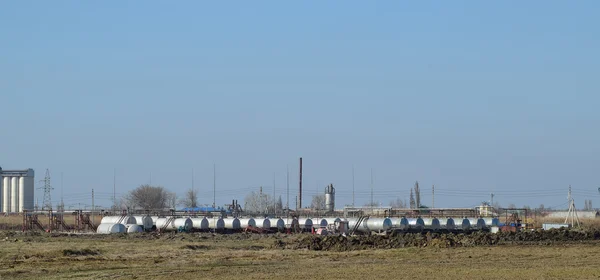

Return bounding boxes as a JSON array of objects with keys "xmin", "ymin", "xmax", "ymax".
[
  {"xmin": 565, "ymin": 185, "xmax": 580, "ymax": 227},
  {"xmin": 38, "ymin": 169, "xmax": 54, "ymax": 211}
]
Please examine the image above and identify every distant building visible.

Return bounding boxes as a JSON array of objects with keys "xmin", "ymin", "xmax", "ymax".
[{"xmin": 546, "ymin": 210, "xmax": 599, "ymax": 219}]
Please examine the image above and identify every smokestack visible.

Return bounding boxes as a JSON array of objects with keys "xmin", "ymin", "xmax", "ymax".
[{"xmin": 298, "ymin": 157, "xmax": 303, "ymax": 209}]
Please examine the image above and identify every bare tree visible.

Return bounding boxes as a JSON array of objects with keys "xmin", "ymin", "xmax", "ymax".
[
  {"xmin": 311, "ymin": 195, "xmax": 326, "ymax": 210},
  {"xmin": 390, "ymin": 197, "xmax": 406, "ymax": 208},
  {"xmin": 414, "ymin": 181, "xmax": 421, "ymax": 208},
  {"xmin": 244, "ymin": 190, "xmax": 272, "ymax": 214},
  {"xmin": 179, "ymin": 188, "xmax": 199, "ymax": 208},
  {"xmin": 364, "ymin": 201, "xmax": 380, "ymax": 207},
  {"xmin": 125, "ymin": 184, "xmax": 172, "ymax": 210}
]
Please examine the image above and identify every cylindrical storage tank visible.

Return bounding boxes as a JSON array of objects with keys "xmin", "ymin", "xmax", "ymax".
[
  {"xmin": 297, "ymin": 218, "xmax": 313, "ymax": 231},
  {"xmin": 423, "ymin": 218, "xmax": 441, "ymax": 231},
  {"xmin": 173, "ymin": 218, "xmax": 193, "ymax": 231},
  {"xmin": 366, "ymin": 218, "xmax": 392, "ymax": 232},
  {"xmin": 2, "ymin": 177, "xmax": 10, "ymax": 213},
  {"xmin": 468, "ymin": 218, "xmax": 486, "ymax": 230},
  {"xmin": 482, "ymin": 217, "xmax": 499, "ymax": 227},
  {"xmin": 408, "ymin": 218, "xmax": 425, "ymax": 230},
  {"xmin": 208, "ymin": 217, "xmax": 225, "ymax": 230},
  {"xmin": 324, "ymin": 218, "xmax": 341, "ymax": 226},
  {"xmin": 101, "ymin": 216, "xmax": 137, "ymax": 225},
  {"xmin": 440, "ymin": 218, "xmax": 455, "ymax": 230},
  {"xmin": 396, "ymin": 217, "xmax": 410, "ymax": 230},
  {"xmin": 238, "ymin": 218, "xmax": 256, "ymax": 229},
  {"xmin": 254, "ymin": 218, "xmax": 271, "ymax": 229},
  {"xmin": 133, "ymin": 216, "xmax": 153, "ymax": 230},
  {"xmin": 155, "ymin": 218, "xmax": 173, "ymax": 230},
  {"xmin": 11, "ymin": 177, "xmax": 18, "ymax": 213},
  {"xmin": 268, "ymin": 218, "xmax": 285, "ymax": 231},
  {"xmin": 284, "ymin": 218, "xmax": 299, "ymax": 230},
  {"xmin": 325, "ymin": 184, "xmax": 335, "ymax": 212},
  {"xmin": 18, "ymin": 177, "xmax": 25, "ymax": 212},
  {"xmin": 223, "ymin": 218, "xmax": 241, "ymax": 230},
  {"xmin": 97, "ymin": 223, "xmax": 126, "ymax": 234},
  {"xmin": 346, "ymin": 218, "xmax": 370, "ymax": 233},
  {"xmin": 126, "ymin": 224, "xmax": 144, "ymax": 233},
  {"xmin": 456, "ymin": 218, "xmax": 471, "ymax": 230},
  {"xmin": 312, "ymin": 218, "xmax": 327, "ymax": 228},
  {"xmin": 151, "ymin": 216, "xmax": 159, "ymax": 226},
  {"xmin": 190, "ymin": 217, "xmax": 210, "ymax": 230}
]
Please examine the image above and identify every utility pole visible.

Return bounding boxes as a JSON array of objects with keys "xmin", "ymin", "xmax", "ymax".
[
  {"xmin": 60, "ymin": 172, "xmax": 64, "ymax": 210},
  {"xmin": 92, "ymin": 188, "xmax": 95, "ymax": 225},
  {"xmin": 113, "ymin": 168, "xmax": 116, "ymax": 212},
  {"xmin": 273, "ymin": 172, "xmax": 276, "ymax": 216},
  {"xmin": 432, "ymin": 184, "xmax": 435, "ymax": 209},
  {"xmin": 491, "ymin": 193, "xmax": 494, "ymax": 206},
  {"xmin": 370, "ymin": 168, "xmax": 374, "ymax": 207},
  {"xmin": 286, "ymin": 165, "xmax": 289, "ymax": 216},
  {"xmin": 213, "ymin": 163, "xmax": 216, "ymax": 208},
  {"xmin": 352, "ymin": 165, "xmax": 355, "ymax": 207},
  {"xmin": 192, "ymin": 168, "xmax": 195, "ymax": 208}
]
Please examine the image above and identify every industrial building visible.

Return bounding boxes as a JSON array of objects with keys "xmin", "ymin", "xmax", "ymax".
[{"xmin": 0, "ymin": 167, "xmax": 35, "ymax": 213}]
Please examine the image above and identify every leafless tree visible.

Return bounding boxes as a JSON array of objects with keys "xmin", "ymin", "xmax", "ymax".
[
  {"xmin": 390, "ymin": 197, "xmax": 406, "ymax": 208},
  {"xmin": 414, "ymin": 181, "xmax": 421, "ymax": 208},
  {"xmin": 311, "ymin": 195, "xmax": 326, "ymax": 210},
  {"xmin": 179, "ymin": 188, "xmax": 199, "ymax": 208},
  {"xmin": 125, "ymin": 184, "xmax": 172, "ymax": 210},
  {"xmin": 364, "ymin": 201, "xmax": 380, "ymax": 207}
]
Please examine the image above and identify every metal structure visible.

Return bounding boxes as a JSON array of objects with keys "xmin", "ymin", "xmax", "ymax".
[
  {"xmin": 39, "ymin": 169, "xmax": 52, "ymax": 211},
  {"xmin": 325, "ymin": 184, "xmax": 335, "ymax": 212},
  {"xmin": 0, "ymin": 168, "xmax": 35, "ymax": 213},
  {"xmin": 298, "ymin": 157, "xmax": 302, "ymax": 210}
]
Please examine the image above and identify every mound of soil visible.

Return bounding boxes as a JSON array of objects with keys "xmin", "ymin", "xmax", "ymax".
[{"xmin": 273, "ymin": 229, "xmax": 600, "ymax": 251}]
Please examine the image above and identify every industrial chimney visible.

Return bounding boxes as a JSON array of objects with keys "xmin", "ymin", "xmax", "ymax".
[{"xmin": 325, "ymin": 184, "xmax": 335, "ymax": 212}]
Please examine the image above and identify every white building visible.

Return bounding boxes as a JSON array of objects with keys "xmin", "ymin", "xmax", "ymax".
[{"xmin": 0, "ymin": 168, "xmax": 35, "ymax": 213}]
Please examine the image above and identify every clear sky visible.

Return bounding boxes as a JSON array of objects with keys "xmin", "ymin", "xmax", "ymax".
[{"xmin": 1, "ymin": 1, "xmax": 599, "ymax": 210}]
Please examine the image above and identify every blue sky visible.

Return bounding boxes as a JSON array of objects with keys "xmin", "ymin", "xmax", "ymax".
[{"xmin": 1, "ymin": 1, "xmax": 599, "ymax": 210}]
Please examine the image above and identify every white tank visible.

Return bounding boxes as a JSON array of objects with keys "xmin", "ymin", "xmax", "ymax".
[
  {"xmin": 101, "ymin": 216, "xmax": 137, "ymax": 225},
  {"xmin": 11, "ymin": 177, "xmax": 18, "ymax": 213},
  {"xmin": 223, "ymin": 218, "xmax": 241, "ymax": 230},
  {"xmin": 2, "ymin": 177, "xmax": 10, "ymax": 213},
  {"xmin": 133, "ymin": 216, "xmax": 153, "ymax": 230},
  {"xmin": 456, "ymin": 218, "xmax": 471, "ymax": 230},
  {"xmin": 440, "ymin": 218, "xmax": 455, "ymax": 230},
  {"xmin": 172, "ymin": 218, "xmax": 193, "ymax": 231},
  {"xmin": 324, "ymin": 217, "xmax": 341, "ymax": 226},
  {"xmin": 408, "ymin": 218, "xmax": 424, "ymax": 230},
  {"xmin": 268, "ymin": 218, "xmax": 285, "ymax": 231},
  {"xmin": 18, "ymin": 177, "xmax": 25, "ymax": 212},
  {"xmin": 255, "ymin": 218, "xmax": 271, "ymax": 229},
  {"xmin": 238, "ymin": 218, "xmax": 256, "ymax": 229},
  {"xmin": 297, "ymin": 218, "xmax": 313, "ymax": 230},
  {"xmin": 126, "ymin": 224, "xmax": 144, "ymax": 233},
  {"xmin": 468, "ymin": 218, "xmax": 486, "ymax": 230},
  {"xmin": 151, "ymin": 216, "xmax": 159, "ymax": 226},
  {"xmin": 208, "ymin": 217, "xmax": 225, "ymax": 230},
  {"xmin": 312, "ymin": 218, "xmax": 327, "ymax": 228},
  {"xmin": 97, "ymin": 223, "xmax": 126, "ymax": 234},
  {"xmin": 482, "ymin": 217, "xmax": 499, "ymax": 227},
  {"xmin": 191, "ymin": 217, "xmax": 210, "ymax": 230},
  {"xmin": 346, "ymin": 218, "xmax": 369, "ymax": 233},
  {"xmin": 366, "ymin": 218, "xmax": 392, "ymax": 232},
  {"xmin": 396, "ymin": 217, "xmax": 409, "ymax": 230},
  {"xmin": 423, "ymin": 218, "xmax": 440, "ymax": 231}
]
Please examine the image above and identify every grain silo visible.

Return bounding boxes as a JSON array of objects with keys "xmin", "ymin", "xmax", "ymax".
[{"xmin": 0, "ymin": 168, "xmax": 35, "ymax": 213}]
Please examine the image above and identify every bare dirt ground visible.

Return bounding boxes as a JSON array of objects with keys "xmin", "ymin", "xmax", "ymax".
[{"xmin": 1, "ymin": 230, "xmax": 600, "ymax": 279}]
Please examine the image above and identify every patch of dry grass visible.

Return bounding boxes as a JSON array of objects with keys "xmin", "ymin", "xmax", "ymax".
[{"xmin": 0, "ymin": 233, "xmax": 600, "ymax": 279}]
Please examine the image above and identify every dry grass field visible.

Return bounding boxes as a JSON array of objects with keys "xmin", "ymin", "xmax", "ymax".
[{"xmin": 1, "ymin": 232, "xmax": 600, "ymax": 280}]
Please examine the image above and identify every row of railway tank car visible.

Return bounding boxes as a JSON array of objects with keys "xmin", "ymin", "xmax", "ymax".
[{"xmin": 97, "ymin": 216, "xmax": 500, "ymax": 234}]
